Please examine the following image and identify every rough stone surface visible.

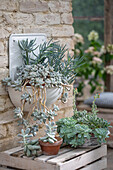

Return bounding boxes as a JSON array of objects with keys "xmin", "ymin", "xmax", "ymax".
[
  {"xmin": 0, "ymin": 0, "xmax": 74, "ymax": 152},
  {"xmin": 0, "ymin": 136, "xmax": 19, "ymax": 152},
  {"xmin": 0, "ymin": 68, "xmax": 9, "ymax": 80},
  {"xmin": 20, "ymin": 0, "xmax": 49, "ymax": 13},
  {"xmin": 7, "ymin": 121, "xmax": 21, "ymax": 137},
  {"xmin": 0, "ymin": 124, "xmax": 7, "ymax": 138},
  {"xmin": 0, "ymin": 41, "xmax": 5, "ymax": 55},
  {"xmin": 51, "ymin": 25, "xmax": 74, "ymax": 37},
  {"xmin": 0, "ymin": 98, "xmax": 6, "ymax": 112},
  {"xmin": 61, "ymin": 13, "xmax": 73, "ymax": 24},
  {"xmin": 59, "ymin": 1, "xmax": 72, "ymax": 12},
  {"xmin": 3, "ymin": 13, "xmax": 34, "ymax": 26},
  {"xmin": 48, "ymin": 1, "xmax": 59, "ymax": 12},
  {"xmin": 35, "ymin": 13, "xmax": 60, "ymax": 25},
  {"xmin": 0, "ymin": 84, "xmax": 8, "ymax": 95},
  {"xmin": 0, "ymin": 56, "xmax": 8, "ymax": 68},
  {"xmin": 0, "ymin": 0, "xmax": 18, "ymax": 12}
]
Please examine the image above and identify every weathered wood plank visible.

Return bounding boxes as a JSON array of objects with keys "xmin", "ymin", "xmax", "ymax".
[
  {"xmin": 57, "ymin": 145, "xmax": 107, "ymax": 170},
  {"xmin": 0, "ymin": 153, "xmax": 56, "ymax": 170},
  {"xmin": 80, "ymin": 157, "xmax": 107, "ymax": 170},
  {"xmin": 3, "ymin": 146, "xmax": 23, "ymax": 155},
  {"xmin": 0, "ymin": 166, "xmax": 16, "ymax": 170},
  {"xmin": 47, "ymin": 145, "xmax": 100, "ymax": 164},
  {"xmin": 35, "ymin": 147, "xmax": 73, "ymax": 162}
]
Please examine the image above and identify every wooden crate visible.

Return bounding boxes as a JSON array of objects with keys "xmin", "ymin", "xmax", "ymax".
[{"xmin": 0, "ymin": 144, "xmax": 107, "ymax": 170}]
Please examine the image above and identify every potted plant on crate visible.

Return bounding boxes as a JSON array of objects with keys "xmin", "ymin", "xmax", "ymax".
[
  {"xmin": 39, "ymin": 121, "xmax": 63, "ymax": 155},
  {"xmin": 2, "ymin": 38, "xmax": 83, "ymax": 156}
]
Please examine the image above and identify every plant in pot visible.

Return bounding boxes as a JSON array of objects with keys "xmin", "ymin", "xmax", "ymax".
[
  {"xmin": 2, "ymin": 38, "xmax": 83, "ymax": 156},
  {"xmin": 56, "ymin": 89, "xmax": 111, "ymax": 147},
  {"xmin": 39, "ymin": 121, "xmax": 63, "ymax": 155}
]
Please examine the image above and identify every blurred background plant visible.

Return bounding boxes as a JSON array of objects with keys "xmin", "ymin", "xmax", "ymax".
[{"xmin": 73, "ymin": 31, "xmax": 113, "ymax": 96}]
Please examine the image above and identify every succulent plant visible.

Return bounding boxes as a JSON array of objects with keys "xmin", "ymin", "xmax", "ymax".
[
  {"xmin": 18, "ymin": 38, "xmax": 38, "ymax": 65},
  {"xmin": 40, "ymin": 121, "xmax": 57, "ymax": 143},
  {"xmin": 18, "ymin": 38, "xmax": 84, "ymax": 84},
  {"xmin": 18, "ymin": 128, "xmax": 40, "ymax": 157},
  {"xmin": 56, "ymin": 117, "xmax": 91, "ymax": 147}
]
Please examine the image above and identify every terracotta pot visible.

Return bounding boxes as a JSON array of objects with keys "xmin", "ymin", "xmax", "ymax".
[{"xmin": 39, "ymin": 137, "xmax": 63, "ymax": 155}]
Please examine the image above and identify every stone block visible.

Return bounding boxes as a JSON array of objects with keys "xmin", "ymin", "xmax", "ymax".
[
  {"xmin": 59, "ymin": 1, "xmax": 72, "ymax": 13},
  {"xmin": 0, "ymin": 110, "xmax": 14, "ymax": 122},
  {"xmin": 24, "ymin": 26, "xmax": 52, "ymax": 37},
  {"xmin": 7, "ymin": 121, "xmax": 21, "ymax": 137},
  {"xmin": 20, "ymin": 0, "xmax": 49, "ymax": 13},
  {"xmin": 53, "ymin": 38, "xmax": 74, "ymax": 50},
  {"xmin": 0, "ymin": 41, "xmax": 5, "ymax": 55},
  {"xmin": 48, "ymin": 1, "xmax": 59, "ymax": 12},
  {"xmin": 0, "ymin": 98, "xmax": 6, "ymax": 112},
  {"xmin": 0, "ymin": 12, "xmax": 4, "ymax": 24},
  {"xmin": 35, "ymin": 13, "xmax": 60, "ymax": 25},
  {"xmin": 0, "ymin": 68, "xmax": 9, "ymax": 80},
  {"xmin": 0, "ymin": 0, "xmax": 18, "ymax": 12},
  {"xmin": 0, "ymin": 56, "xmax": 8, "ymax": 67},
  {"xmin": 0, "ymin": 124, "xmax": 7, "ymax": 138},
  {"xmin": 0, "ymin": 84, "xmax": 8, "ymax": 95},
  {"xmin": 61, "ymin": 13, "xmax": 73, "ymax": 24},
  {"xmin": 0, "ymin": 136, "xmax": 19, "ymax": 152},
  {"xmin": 0, "ymin": 27, "xmax": 9, "ymax": 39},
  {"xmin": 51, "ymin": 25, "xmax": 74, "ymax": 37},
  {"xmin": 5, "ymin": 97, "xmax": 14, "ymax": 110},
  {"xmin": 3, "ymin": 13, "xmax": 34, "ymax": 26}
]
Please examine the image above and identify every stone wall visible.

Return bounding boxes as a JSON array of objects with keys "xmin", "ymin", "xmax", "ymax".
[{"xmin": 0, "ymin": 0, "xmax": 74, "ymax": 151}]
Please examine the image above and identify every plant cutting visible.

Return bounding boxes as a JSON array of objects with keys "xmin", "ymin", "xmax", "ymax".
[{"xmin": 39, "ymin": 121, "xmax": 63, "ymax": 155}]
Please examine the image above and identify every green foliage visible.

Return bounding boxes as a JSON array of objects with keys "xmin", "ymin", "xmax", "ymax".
[
  {"xmin": 57, "ymin": 91, "xmax": 111, "ymax": 147},
  {"xmin": 31, "ymin": 105, "xmax": 58, "ymax": 124},
  {"xmin": 2, "ymin": 64, "xmax": 68, "ymax": 91},
  {"xmin": 40, "ymin": 121, "xmax": 57, "ymax": 143},
  {"xmin": 74, "ymin": 31, "xmax": 113, "ymax": 95},
  {"xmin": 18, "ymin": 128, "xmax": 40, "ymax": 157},
  {"xmin": 18, "ymin": 39, "xmax": 84, "ymax": 84},
  {"xmin": 56, "ymin": 117, "xmax": 91, "ymax": 147},
  {"xmin": 18, "ymin": 38, "xmax": 38, "ymax": 65}
]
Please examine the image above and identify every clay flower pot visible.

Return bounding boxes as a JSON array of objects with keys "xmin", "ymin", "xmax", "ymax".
[{"xmin": 39, "ymin": 137, "xmax": 63, "ymax": 155}]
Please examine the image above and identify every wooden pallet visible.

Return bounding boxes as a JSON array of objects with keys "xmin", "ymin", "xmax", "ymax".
[{"xmin": 0, "ymin": 144, "xmax": 107, "ymax": 170}]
